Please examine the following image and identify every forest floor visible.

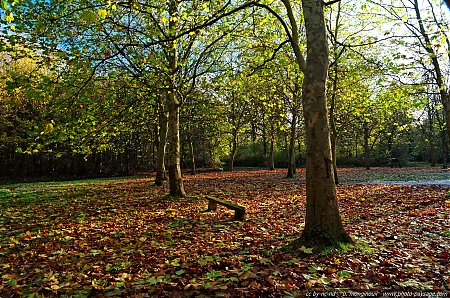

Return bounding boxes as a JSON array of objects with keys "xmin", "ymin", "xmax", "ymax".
[{"xmin": 0, "ymin": 167, "xmax": 449, "ymax": 297}]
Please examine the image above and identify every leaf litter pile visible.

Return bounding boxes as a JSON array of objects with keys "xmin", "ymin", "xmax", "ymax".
[{"xmin": 1, "ymin": 168, "xmax": 449, "ymax": 297}]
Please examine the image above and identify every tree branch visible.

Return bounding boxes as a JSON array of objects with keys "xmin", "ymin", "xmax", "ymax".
[
  {"xmin": 324, "ymin": 0, "xmax": 341, "ymax": 6},
  {"xmin": 247, "ymin": 40, "xmax": 290, "ymax": 76}
]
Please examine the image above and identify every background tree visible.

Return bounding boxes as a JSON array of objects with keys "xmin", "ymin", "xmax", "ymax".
[{"xmin": 375, "ymin": 0, "xmax": 450, "ymax": 154}]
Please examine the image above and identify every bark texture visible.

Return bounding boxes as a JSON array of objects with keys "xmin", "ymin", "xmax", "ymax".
[
  {"xmin": 229, "ymin": 132, "xmax": 237, "ymax": 171},
  {"xmin": 296, "ymin": 0, "xmax": 351, "ymax": 249},
  {"xmin": 167, "ymin": 100, "xmax": 185, "ymax": 196},
  {"xmin": 155, "ymin": 102, "xmax": 168, "ymax": 186},
  {"xmin": 189, "ymin": 137, "xmax": 196, "ymax": 175},
  {"xmin": 166, "ymin": 0, "xmax": 186, "ymax": 197},
  {"xmin": 286, "ymin": 112, "xmax": 297, "ymax": 178}
]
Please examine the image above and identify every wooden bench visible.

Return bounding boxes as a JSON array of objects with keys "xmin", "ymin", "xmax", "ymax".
[{"xmin": 204, "ymin": 196, "xmax": 245, "ymax": 220}]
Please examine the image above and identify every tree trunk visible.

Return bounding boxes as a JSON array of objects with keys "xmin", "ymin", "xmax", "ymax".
[
  {"xmin": 427, "ymin": 103, "xmax": 436, "ymax": 167},
  {"xmin": 229, "ymin": 132, "xmax": 237, "ymax": 171},
  {"xmin": 329, "ymin": 0, "xmax": 341, "ymax": 185},
  {"xmin": 330, "ymin": 132, "xmax": 339, "ymax": 184},
  {"xmin": 329, "ymin": 70, "xmax": 339, "ymax": 181},
  {"xmin": 152, "ymin": 123, "xmax": 157, "ymax": 169},
  {"xmin": 189, "ymin": 136, "xmax": 196, "ymax": 175},
  {"xmin": 443, "ymin": 96, "xmax": 450, "ymax": 154},
  {"xmin": 155, "ymin": 103, "xmax": 168, "ymax": 186},
  {"xmin": 441, "ymin": 125, "xmax": 449, "ymax": 169},
  {"xmin": 287, "ymin": 112, "xmax": 297, "ymax": 178},
  {"xmin": 412, "ymin": 0, "xmax": 450, "ymax": 152},
  {"xmin": 268, "ymin": 129, "xmax": 275, "ymax": 170},
  {"xmin": 294, "ymin": 0, "xmax": 352, "ymax": 249},
  {"xmin": 363, "ymin": 122, "xmax": 371, "ymax": 170},
  {"xmin": 166, "ymin": 0, "xmax": 185, "ymax": 197},
  {"xmin": 262, "ymin": 113, "xmax": 267, "ymax": 158},
  {"xmin": 167, "ymin": 100, "xmax": 185, "ymax": 196}
]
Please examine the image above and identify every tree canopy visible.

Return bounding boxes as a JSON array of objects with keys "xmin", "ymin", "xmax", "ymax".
[{"xmin": 1, "ymin": 0, "xmax": 450, "ymax": 250}]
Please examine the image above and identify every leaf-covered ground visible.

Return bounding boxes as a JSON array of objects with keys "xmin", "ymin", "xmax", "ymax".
[{"xmin": 1, "ymin": 168, "xmax": 449, "ymax": 297}]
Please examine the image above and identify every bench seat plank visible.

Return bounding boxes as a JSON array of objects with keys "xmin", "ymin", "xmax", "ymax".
[{"xmin": 205, "ymin": 196, "xmax": 245, "ymax": 220}]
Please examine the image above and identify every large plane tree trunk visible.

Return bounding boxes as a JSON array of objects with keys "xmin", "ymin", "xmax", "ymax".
[
  {"xmin": 283, "ymin": 0, "xmax": 351, "ymax": 250},
  {"xmin": 166, "ymin": 0, "xmax": 185, "ymax": 197}
]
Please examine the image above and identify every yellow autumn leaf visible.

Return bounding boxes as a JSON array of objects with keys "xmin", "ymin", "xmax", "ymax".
[
  {"xmin": 98, "ymin": 8, "xmax": 108, "ymax": 19},
  {"xmin": 5, "ymin": 12, "xmax": 14, "ymax": 22}
]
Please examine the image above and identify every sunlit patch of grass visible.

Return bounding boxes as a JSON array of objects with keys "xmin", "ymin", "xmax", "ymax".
[
  {"xmin": 1, "ymin": 174, "xmax": 153, "ymax": 189},
  {"xmin": 0, "ymin": 188, "xmax": 56, "ymax": 207},
  {"xmin": 321, "ymin": 239, "xmax": 374, "ymax": 256},
  {"xmin": 0, "ymin": 188, "xmax": 13, "ymax": 197}
]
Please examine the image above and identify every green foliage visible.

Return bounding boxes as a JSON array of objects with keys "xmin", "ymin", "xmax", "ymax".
[
  {"xmin": 444, "ymin": 229, "xmax": 450, "ymax": 238},
  {"xmin": 1, "ymin": 0, "xmax": 448, "ymax": 179},
  {"xmin": 320, "ymin": 239, "xmax": 374, "ymax": 256}
]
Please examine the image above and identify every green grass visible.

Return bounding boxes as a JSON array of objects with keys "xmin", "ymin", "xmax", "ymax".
[
  {"xmin": 0, "ymin": 174, "xmax": 152, "ymax": 188},
  {"xmin": 320, "ymin": 239, "xmax": 374, "ymax": 256},
  {"xmin": 0, "ymin": 175, "xmax": 153, "ymax": 207},
  {"xmin": 0, "ymin": 188, "xmax": 56, "ymax": 207}
]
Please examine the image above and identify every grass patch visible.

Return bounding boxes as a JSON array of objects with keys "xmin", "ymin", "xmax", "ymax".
[
  {"xmin": 0, "ymin": 189, "xmax": 56, "ymax": 207},
  {"xmin": 321, "ymin": 239, "xmax": 374, "ymax": 256},
  {"xmin": 1, "ymin": 174, "xmax": 152, "ymax": 188}
]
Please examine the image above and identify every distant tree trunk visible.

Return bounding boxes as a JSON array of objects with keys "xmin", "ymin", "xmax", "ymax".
[
  {"xmin": 189, "ymin": 136, "xmax": 196, "ymax": 175},
  {"xmin": 329, "ymin": 88, "xmax": 339, "ymax": 181},
  {"xmin": 426, "ymin": 102, "xmax": 436, "ymax": 166},
  {"xmin": 268, "ymin": 127, "xmax": 275, "ymax": 170},
  {"xmin": 298, "ymin": 136, "xmax": 302, "ymax": 165},
  {"xmin": 412, "ymin": 0, "xmax": 450, "ymax": 153},
  {"xmin": 155, "ymin": 103, "xmax": 168, "ymax": 186},
  {"xmin": 287, "ymin": 112, "xmax": 297, "ymax": 178},
  {"xmin": 443, "ymin": 97, "xmax": 450, "ymax": 154},
  {"xmin": 435, "ymin": 102, "xmax": 448, "ymax": 168},
  {"xmin": 283, "ymin": 0, "xmax": 352, "ymax": 249},
  {"xmin": 330, "ymin": 132, "xmax": 339, "ymax": 183},
  {"xmin": 262, "ymin": 113, "xmax": 267, "ymax": 159},
  {"xmin": 441, "ymin": 126, "xmax": 449, "ymax": 169},
  {"xmin": 229, "ymin": 131, "xmax": 237, "ymax": 171},
  {"xmin": 167, "ymin": 99, "xmax": 185, "ymax": 196},
  {"xmin": 329, "ymin": 0, "xmax": 341, "ymax": 185},
  {"xmin": 152, "ymin": 123, "xmax": 157, "ymax": 169},
  {"xmin": 166, "ymin": 0, "xmax": 185, "ymax": 197},
  {"xmin": 363, "ymin": 122, "xmax": 371, "ymax": 170}
]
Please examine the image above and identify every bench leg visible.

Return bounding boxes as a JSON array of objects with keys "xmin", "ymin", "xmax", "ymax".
[
  {"xmin": 234, "ymin": 208, "xmax": 245, "ymax": 220},
  {"xmin": 207, "ymin": 200, "xmax": 217, "ymax": 211}
]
